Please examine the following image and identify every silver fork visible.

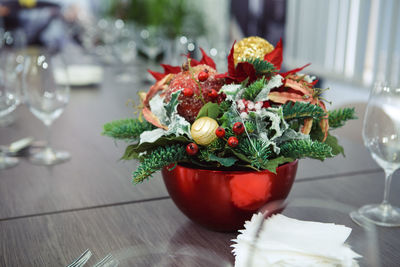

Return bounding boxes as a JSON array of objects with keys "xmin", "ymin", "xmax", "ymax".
[
  {"xmin": 66, "ymin": 249, "xmax": 92, "ymax": 267},
  {"xmin": 92, "ymin": 254, "xmax": 118, "ymax": 267}
]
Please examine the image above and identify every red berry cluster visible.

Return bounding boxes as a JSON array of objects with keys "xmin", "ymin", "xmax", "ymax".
[{"xmin": 213, "ymin": 122, "xmax": 245, "ymax": 148}]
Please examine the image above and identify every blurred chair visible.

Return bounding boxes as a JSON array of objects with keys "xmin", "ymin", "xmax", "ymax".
[{"xmin": 0, "ymin": 0, "xmax": 64, "ymax": 50}]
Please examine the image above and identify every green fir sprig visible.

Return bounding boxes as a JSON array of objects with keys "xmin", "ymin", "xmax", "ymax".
[
  {"xmin": 243, "ymin": 77, "xmax": 267, "ymax": 101},
  {"xmin": 243, "ymin": 58, "xmax": 277, "ymax": 76},
  {"xmin": 282, "ymin": 102, "xmax": 326, "ymax": 121},
  {"xmin": 237, "ymin": 138, "xmax": 273, "ymax": 169},
  {"xmin": 328, "ymin": 108, "xmax": 357, "ymax": 129},
  {"xmin": 103, "ymin": 118, "xmax": 155, "ymax": 140},
  {"xmin": 132, "ymin": 144, "xmax": 188, "ymax": 184},
  {"xmin": 280, "ymin": 139, "xmax": 333, "ymax": 160}
]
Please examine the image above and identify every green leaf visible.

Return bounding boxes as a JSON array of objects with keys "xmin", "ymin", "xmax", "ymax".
[
  {"xmin": 196, "ymin": 102, "xmax": 221, "ymax": 120},
  {"xmin": 208, "ymin": 154, "xmax": 237, "ymax": 167},
  {"xmin": 165, "ymin": 90, "xmax": 181, "ymax": 119},
  {"xmin": 121, "ymin": 135, "xmax": 190, "ymax": 160},
  {"xmin": 263, "ymin": 157, "xmax": 295, "ymax": 173},
  {"xmin": 324, "ymin": 134, "xmax": 345, "ymax": 156}
]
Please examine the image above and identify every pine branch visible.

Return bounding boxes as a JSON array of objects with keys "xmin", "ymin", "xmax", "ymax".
[
  {"xmin": 282, "ymin": 102, "xmax": 326, "ymax": 121},
  {"xmin": 103, "ymin": 118, "xmax": 155, "ymax": 140},
  {"xmin": 328, "ymin": 108, "xmax": 357, "ymax": 129},
  {"xmin": 280, "ymin": 139, "xmax": 333, "ymax": 160},
  {"xmin": 243, "ymin": 58, "xmax": 277, "ymax": 76},
  {"xmin": 242, "ymin": 77, "xmax": 267, "ymax": 101},
  {"xmin": 132, "ymin": 144, "xmax": 187, "ymax": 184},
  {"xmin": 237, "ymin": 138, "xmax": 273, "ymax": 169}
]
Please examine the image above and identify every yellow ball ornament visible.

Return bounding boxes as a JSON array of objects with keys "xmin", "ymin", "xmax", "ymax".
[
  {"xmin": 234, "ymin": 36, "xmax": 274, "ymax": 65},
  {"xmin": 190, "ymin": 117, "xmax": 219, "ymax": 146}
]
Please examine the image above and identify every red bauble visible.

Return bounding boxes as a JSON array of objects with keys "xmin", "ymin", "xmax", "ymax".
[
  {"xmin": 208, "ymin": 89, "xmax": 218, "ymax": 99},
  {"xmin": 183, "ymin": 88, "xmax": 194, "ymax": 97},
  {"xmin": 164, "ymin": 65, "xmax": 224, "ymax": 123},
  {"xmin": 233, "ymin": 122, "xmax": 245, "ymax": 135},
  {"xmin": 227, "ymin": 136, "xmax": 239, "ymax": 147},
  {"xmin": 198, "ymin": 71, "xmax": 209, "ymax": 82},
  {"xmin": 186, "ymin": 143, "xmax": 199, "ymax": 155},
  {"xmin": 215, "ymin": 127, "xmax": 226, "ymax": 138}
]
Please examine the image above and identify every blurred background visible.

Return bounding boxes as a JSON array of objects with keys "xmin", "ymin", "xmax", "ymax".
[{"xmin": 0, "ymin": 0, "xmax": 399, "ymax": 106}]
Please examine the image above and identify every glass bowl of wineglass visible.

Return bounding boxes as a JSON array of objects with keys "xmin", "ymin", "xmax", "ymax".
[
  {"xmin": 0, "ymin": 51, "xmax": 21, "ymax": 169},
  {"xmin": 24, "ymin": 51, "xmax": 70, "ymax": 165},
  {"xmin": 351, "ymin": 82, "xmax": 400, "ymax": 227}
]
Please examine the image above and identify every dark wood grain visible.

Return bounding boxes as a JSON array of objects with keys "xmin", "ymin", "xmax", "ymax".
[{"xmin": 0, "ymin": 172, "xmax": 399, "ymax": 267}]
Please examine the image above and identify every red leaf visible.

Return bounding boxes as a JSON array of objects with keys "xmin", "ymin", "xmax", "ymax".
[
  {"xmin": 214, "ymin": 72, "xmax": 228, "ymax": 79},
  {"xmin": 280, "ymin": 63, "xmax": 311, "ymax": 77},
  {"xmin": 148, "ymin": 64, "xmax": 180, "ymax": 81},
  {"xmin": 147, "ymin": 69, "xmax": 165, "ymax": 81},
  {"xmin": 227, "ymin": 41, "xmax": 236, "ymax": 76},
  {"xmin": 199, "ymin": 47, "xmax": 216, "ymax": 69},
  {"xmin": 161, "ymin": 64, "xmax": 181, "ymax": 74},
  {"xmin": 235, "ymin": 62, "xmax": 257, "ymax": 83},
  {"xmin": 264, "ymin": 38, "xmax": 283, "ymax": 70}
]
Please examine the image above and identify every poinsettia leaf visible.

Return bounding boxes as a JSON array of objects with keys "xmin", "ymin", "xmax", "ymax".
[
  {"xmin": 122, "ymin": 135, "xmax": 190, "ymax": 160},
  {"xmin": 199, "ymin": 47, "xmax": 216, "ymax": 69},
  {"xmin": 196, "ymin": 102, "xmax": 221, "ymax": 120},
  {"xmin": 215, "ymin": 72, "xmax": 228, "ymax": 79},
  {"xmin": 227, "ymin": 41, "xmax": 236, "ymax": 76},
  {"xmin": 235, "ymin": 62, "xmax": 257, "ymax": 83},
  {"xmin": 264, "ymin": 38, "xmax": 283, "ymax": 70},
  {"xmin": 280, "ymin": 63, "xmax": 311, "ymax": 77},
  {"xmin": 263, "ymin": 156, "xmax": 294, "ymax": 173},
  {"xmin": 161, "ymin": 64, "xmax": 181, "ymax": 74},
  {"xmin": 208, "ymin": 154, "xmax": 237, "ymax": 167},
  {"xmin": 147, "ymin": 69, "xmax": 165, "ymax": 81}
]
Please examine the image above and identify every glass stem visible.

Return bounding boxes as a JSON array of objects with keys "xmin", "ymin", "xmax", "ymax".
[
  {"xmin": 45, "ymin": 123, "xmax": 52, "ymax": 151},
  {"xmin": 382, "ymin": 169, "xmax": 394, "ymax": 206}
]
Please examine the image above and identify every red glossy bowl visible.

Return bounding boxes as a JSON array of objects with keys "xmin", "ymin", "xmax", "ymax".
[{"xmin": 161, "ymin": 160, "xmax": 298, "ymax": 232}]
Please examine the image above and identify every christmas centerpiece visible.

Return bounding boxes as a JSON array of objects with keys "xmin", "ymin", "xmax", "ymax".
[{"xmin": 103, "ymin": 36, "xmax": 356, "ymax": 231}]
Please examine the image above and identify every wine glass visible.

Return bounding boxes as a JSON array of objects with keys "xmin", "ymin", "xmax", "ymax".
[
  {"xmin": 0, "ymin": 51, "xmax": 21, "ymax": 169},
  {"xmin": 351, "ymin": 82, "xmax": 400, "ymax": 226},
  {"xmin": 24, "ymin": 52, "xmax": 71, "ymax": 165}
]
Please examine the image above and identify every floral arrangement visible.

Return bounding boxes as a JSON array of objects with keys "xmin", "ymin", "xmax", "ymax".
[{"xmin": 103, "ymin": 36, "xmax": 356, "ymax": 184}]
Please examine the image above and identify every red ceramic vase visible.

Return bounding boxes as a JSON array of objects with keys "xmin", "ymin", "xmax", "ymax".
[{"xmin": 161, "ymin": 160, "xmax": 298, "ymax": 232}]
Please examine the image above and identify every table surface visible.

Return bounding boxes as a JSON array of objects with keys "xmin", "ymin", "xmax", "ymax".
[{"xmin": 1, "ymin": 59, "xmax": 399, "ymax": 267}]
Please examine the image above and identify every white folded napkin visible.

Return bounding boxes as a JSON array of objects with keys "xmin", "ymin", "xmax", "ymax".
[{"xmin": 232, "ymin": 213, "xmax": 361, "ymax": 267}]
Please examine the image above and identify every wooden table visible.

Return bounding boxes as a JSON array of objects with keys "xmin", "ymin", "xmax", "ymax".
[{"xmin": 0, "ymin": 62, "xmax": 399, "ymax": 266}]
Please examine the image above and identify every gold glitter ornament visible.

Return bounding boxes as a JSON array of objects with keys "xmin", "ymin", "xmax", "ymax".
[
  {"xmin": 190, "ymin": 117, "xmax": 219, "ymax": 146},
  {"xmin": 234, "ymin": 36, "xmax": 274, "ymax": 64}
]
